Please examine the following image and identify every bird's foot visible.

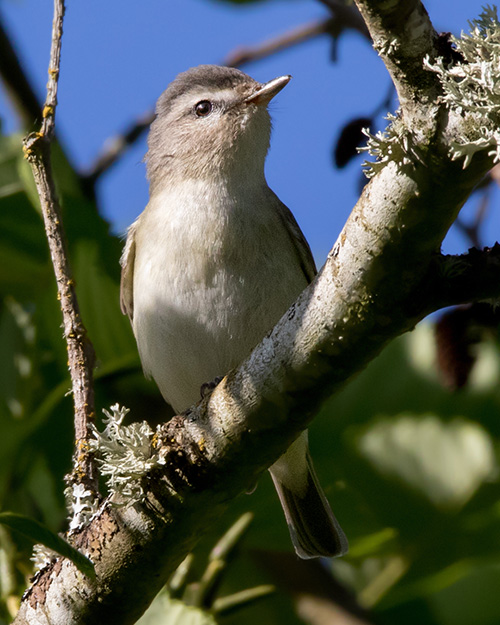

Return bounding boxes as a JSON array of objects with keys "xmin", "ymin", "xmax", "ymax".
[{"xmin": 200, "ymin": 376, "xmax": 224, "ymax": 400}]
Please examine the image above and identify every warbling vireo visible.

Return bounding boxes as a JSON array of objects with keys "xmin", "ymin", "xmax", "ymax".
[{"xmin": 120, "ymin": 65, "xmax": 348, "ymax": 558}]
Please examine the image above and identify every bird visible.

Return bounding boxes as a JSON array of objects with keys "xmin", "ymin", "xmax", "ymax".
[{"xmin": 120, "ymin": 65, "xmax": 348, "ymax": 558}]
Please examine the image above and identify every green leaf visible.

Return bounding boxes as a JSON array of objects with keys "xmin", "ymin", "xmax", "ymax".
[
  {"xmin": 138, "ymin": 594, "xmax": 217, "ymax": 625},
  {"xmin": 0, "ymin": 134, "xmax": 24, "ymax": 197},
  {"xmin": 0, "ymin": 512, "xmax": 95, "ymax": 579},
  {"xmin": 429, "ymin": 561, "xmax": 500, "ymax": 625},
  {"xmin": 358, "ymin": 415, "xmax": 496, "ymax": 509},
  {"xmin": 0, "ymin": 191, "xmax": 48, "ymax": 299},
  {"xmin": 71, "ymin": 239, "xmax": 136, "ymax": 364},
  {"xmin": 348, "ymin": 527, "xmax": 399, "ymax": 558}
]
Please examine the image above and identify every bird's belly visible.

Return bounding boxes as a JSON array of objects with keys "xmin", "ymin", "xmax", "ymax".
[{"xmin": 133, "ymin": 252, "xmax": 304, "ymax": 413}]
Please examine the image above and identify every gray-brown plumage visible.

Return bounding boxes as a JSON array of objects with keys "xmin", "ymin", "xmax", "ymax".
[{"xmin": 120, "ymin": 65, "xmax": 348, "ymax": 558}]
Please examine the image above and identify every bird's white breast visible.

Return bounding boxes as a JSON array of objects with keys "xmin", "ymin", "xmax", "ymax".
[{"xmin": 132, "ymin": 178, "xmax": 307, "ymax": 413}]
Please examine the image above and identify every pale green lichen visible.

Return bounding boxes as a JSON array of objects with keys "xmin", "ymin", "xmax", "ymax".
[
  {"xmin": 89, "ymin": 404, "xmax": 165, "ymax": 504},
  {"xmin": 424, "ymin": 5, "xmax": 500, "ymax": 167},
  {"xmin": 65, "ymin": 482, "xmax": 99, "ymax": 532},
  {"xmin": 360, "ymin": 112, "xmax": 418, "ymax": 178},
  {"xmin": 31, "ymin": 543, "xmax": 57, "ymax": 573},
  {"xmin": 363, "ymin": 6, "xmax": 500, "ymax": 175},
  {"xmin": 32, "ymin": 406, "xmax": 160, "ymax": 566}
]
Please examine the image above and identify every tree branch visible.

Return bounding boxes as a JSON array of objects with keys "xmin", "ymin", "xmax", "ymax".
[
  {"xmin": 224, "ymin": 0, "xmax": 371, "ymax": 69},
  {"xmin": 455, "ymin": 186, "xmax": 491, "ymax": 248},
  {"xmin": 425, "ymin": 246, "xmax": 500, "ymax": 312},
  {"xmin": 0, "ymin": 9, "xmax": 96, "ymax": 203},
  {"xmin": 353, "ymin": 0, "xmax": 441, "ymax": 122},
  {"xmin": 81, "ymin": 111, "xmax": 155, "ymax": 185},
  {"xmin": 224, "ymin": 18, "xmax": 335, "ymax": 67},
  {"xmin": 22, "ymin": 0, "xmax": 97, "ymax": 491}
]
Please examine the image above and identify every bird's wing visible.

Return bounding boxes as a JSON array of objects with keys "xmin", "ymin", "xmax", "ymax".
[
  {"xmin": 273, "ymin": 195, "xmax": 317, "ymax": 283},
  {"xmin": 120, "ymin": 221, "xmax": 137, "ymax": 322}
]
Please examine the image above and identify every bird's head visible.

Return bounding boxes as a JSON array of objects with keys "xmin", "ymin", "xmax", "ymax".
[{"xmin": 146, "ymin": 65, "xmax": 290, "ymax": 189}]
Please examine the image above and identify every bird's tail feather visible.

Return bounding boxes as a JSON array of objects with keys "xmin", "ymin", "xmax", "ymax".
[{"xmin": 270, "ymin": 452, "xmax": 348, "ymax": 559}]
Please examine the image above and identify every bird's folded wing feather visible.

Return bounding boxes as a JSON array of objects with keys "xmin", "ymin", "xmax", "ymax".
[
  {"xmin": 273, "ymin": 194, "xmax": 317, "ymax": 284},
  {"xmin": 120, "ymin": 221, "xmax": 137, "ymax": 321}
]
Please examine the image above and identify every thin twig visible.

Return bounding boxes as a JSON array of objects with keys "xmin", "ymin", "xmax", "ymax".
[
  {"xmin": 224, "ymin": 18, "xmax": 334, "ymax": 67},
  {"xmin": 40, "ymin": 1, "xmax": 64, "ymax": 139},
  {"xmin": 82, "ymin": 111, "xmax": 154, "ymax": 185},
  {"xmin": 22, "ymin": 0, "xmax": 98, "ymax": 492}
]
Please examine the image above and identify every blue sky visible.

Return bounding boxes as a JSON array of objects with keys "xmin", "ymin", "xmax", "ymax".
[{"xmin": 0, "ymin": 0, "xmax": 497, "ymax": 265}]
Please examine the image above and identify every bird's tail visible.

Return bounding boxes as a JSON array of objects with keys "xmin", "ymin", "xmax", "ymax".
[{"xmin": 269, "ymin": 438, "xmax": 348, "ymax": 559}]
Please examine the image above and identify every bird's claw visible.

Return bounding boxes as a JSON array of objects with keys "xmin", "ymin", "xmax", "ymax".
[{"xmin": 200, "ymin": 376, "xmax": 224, "ymax": 400}]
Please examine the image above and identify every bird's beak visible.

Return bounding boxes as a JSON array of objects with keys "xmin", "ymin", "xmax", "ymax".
[{"xmin": 244, "ymin": 75, "xmax": 291, "ymax": 106}]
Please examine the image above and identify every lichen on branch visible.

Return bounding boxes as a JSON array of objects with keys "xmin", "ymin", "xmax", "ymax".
[
  {"xmin": 89, "ymin": 405, "xmax": 165, "ymax": 503},
  {"xmin": 425, "ymin": 5, "xmax": 500, "ymax": 167},
  {"xmin": 362, "ymin": 5, "xmax": 500, "ymax": 176},
  {"xmin": 360, "ymin": 112, "xmax": 417, "ymax": 178}
]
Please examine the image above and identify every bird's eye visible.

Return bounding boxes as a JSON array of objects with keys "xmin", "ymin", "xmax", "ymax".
[{"xmin": 194, "ymin": 100, "xmax": 213, "ymax": 117}]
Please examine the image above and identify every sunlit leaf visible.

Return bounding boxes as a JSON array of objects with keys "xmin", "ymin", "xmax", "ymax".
[
  {"xmin": 358, "ymin": 415, "xmax": 496, "ymax": 508},
  {"xmin": 138, "ymin": 593, "xmax": 217, "ymax": 625}
]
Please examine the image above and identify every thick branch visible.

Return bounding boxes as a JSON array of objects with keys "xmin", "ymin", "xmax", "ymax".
[
  {"xmin": 424, "ymin": 246, "xmax": 500, "ymax": 312},
  {"xmin": 22, "ymin": 0, "xmax": 97, "ymax": 490},
  {"xmin": 353, "ymin": 0, "xmax": 441, "ymax": 121}
]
